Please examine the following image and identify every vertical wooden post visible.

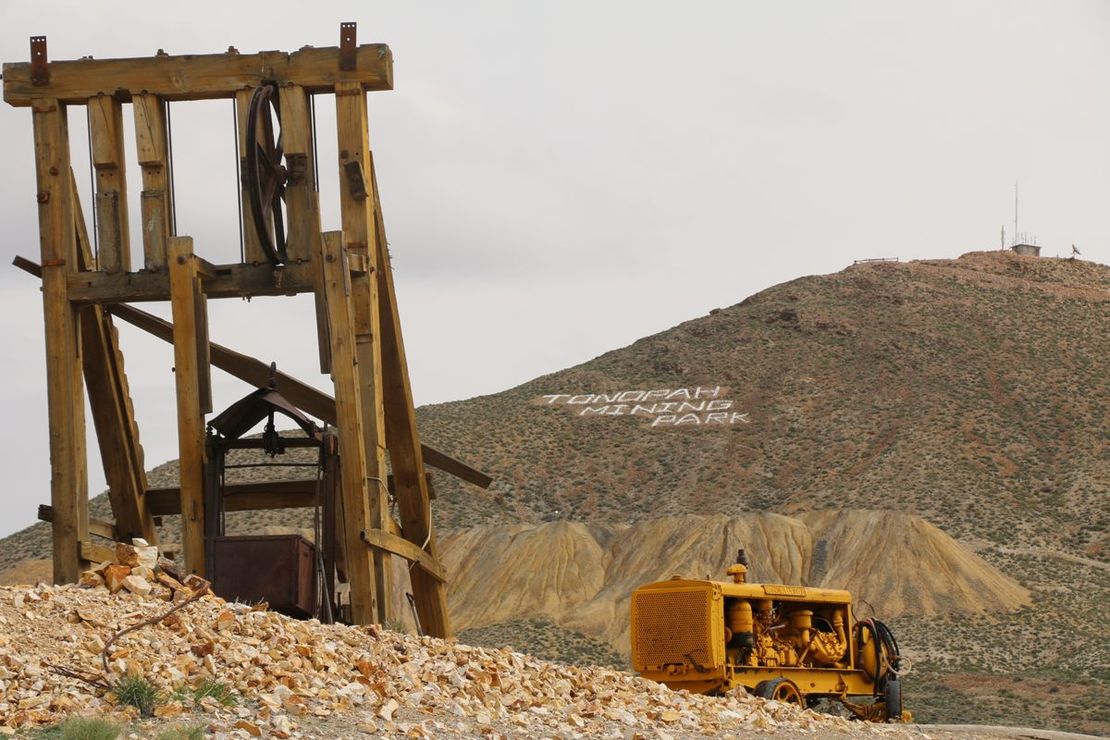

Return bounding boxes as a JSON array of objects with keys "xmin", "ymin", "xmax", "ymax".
[
  {"xmin": 278, "ymin": 85, "xmax": 315, "ymax": 263},
  {"xmin": 133, "ymin": 94, "xmax": 171, "ymax": 271},
  {"xmin": 168, "ymin": 236, "xmax": 206, "ymax": 576},
  {"xmin": 235, "ymin": 88, "xmax": 269, "ymax": 265},
  {"xmin": 88, "ymin": 95, "xmax": 130, "ymax": 272},
  {"xmin": 335, "ymin": 81, "xmax": 392, "ymax": 624},
  {"xmin": 368, "ymin": 158, "xmax": 452, "ymax": 638},
  {"xmin": 32, "ymin": 99, "xmax": 88, "ymax": 583},
  {"xmin": 279, "ymin": 84, "xmax": 331, "ymax": 372},
  {"xmin": 320, "ymin": 230, "xmax": 379, "ymax": 625},
  {"xmin": 322, "ymin": 432, "xmax": 339, "ymax": 622}
]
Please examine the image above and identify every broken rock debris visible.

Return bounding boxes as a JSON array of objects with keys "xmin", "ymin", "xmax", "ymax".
[{"xmin": 0, "ymin": 542, "xmax": 912, "ymax": 737}]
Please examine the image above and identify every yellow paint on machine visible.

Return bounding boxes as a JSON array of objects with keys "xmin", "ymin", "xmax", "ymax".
[{"xmin": 630, "ymin": 555, "xmax": 909, "ymax": 722}]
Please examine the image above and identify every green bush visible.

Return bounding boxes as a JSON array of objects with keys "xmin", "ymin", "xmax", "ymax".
[{"xmin": 113, "ymin": 676, "xmax": 160, "ymax": 717}]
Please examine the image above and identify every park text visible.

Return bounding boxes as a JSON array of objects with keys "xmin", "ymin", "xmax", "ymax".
[{"xmin": 540, "ymin": 386, "xmax": 750, "ymax": 428}]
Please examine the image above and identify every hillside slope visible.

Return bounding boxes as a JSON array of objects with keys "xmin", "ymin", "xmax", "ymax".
[{"xmin": 424, "ymin": 251, "xmax": 1110, "ymax": 561}]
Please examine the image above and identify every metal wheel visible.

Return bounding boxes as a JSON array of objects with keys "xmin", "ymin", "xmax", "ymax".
[
  {"xmin": 754, "ymin": 678, "xmax": 805, "ymax": 708},
  {"xmin": 245, "ymin": 83, "xmax": 288, "ymax": 265}
]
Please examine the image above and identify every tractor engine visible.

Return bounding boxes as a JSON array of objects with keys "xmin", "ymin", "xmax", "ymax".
[{"xmin": 727, "ymin": 598, "xmax": 849, "ymax": 669}]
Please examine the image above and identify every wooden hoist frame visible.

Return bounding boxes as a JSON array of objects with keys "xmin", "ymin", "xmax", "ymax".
[{"xmin": 3, "ymin": 25, "xmax": 490, "ymax": 637}]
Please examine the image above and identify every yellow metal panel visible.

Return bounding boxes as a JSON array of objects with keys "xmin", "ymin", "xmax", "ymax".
[{"xmin": 631, "ymin": 585, "xmax": 724, "ymax": 672}]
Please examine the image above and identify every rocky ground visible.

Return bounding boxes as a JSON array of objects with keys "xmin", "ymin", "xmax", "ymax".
[{"xmin": 0, "ymin": 579, "xmax": 1081, "ymax": 740}]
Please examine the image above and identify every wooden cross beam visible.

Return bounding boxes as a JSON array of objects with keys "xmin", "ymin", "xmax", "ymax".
[{"xmin": 3, "ymin": 44, "xmax": 393, "ymax": 106}]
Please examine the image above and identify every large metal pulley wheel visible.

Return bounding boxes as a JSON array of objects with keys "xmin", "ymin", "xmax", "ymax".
[{"xmin": 245, "ymin": 84, "xmax": 288, "ymax": 265}]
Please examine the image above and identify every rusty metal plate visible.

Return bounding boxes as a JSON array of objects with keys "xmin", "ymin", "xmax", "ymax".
[
  {"xmin": 30, "ymin": 36, "xmax": 49, "ymax": 86},
  {"xmin": 339, "ymin": 23, "xmax": 357, "ymax": 71}
]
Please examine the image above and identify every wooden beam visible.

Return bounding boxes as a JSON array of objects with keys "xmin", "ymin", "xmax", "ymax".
[
  {"xmin": 80, "ymin": 297, "xmax": 156, "ymax": 540},
  {"xmin": 361, "ymin": 529, "xmax": 445, "ymax": 582},
  {"xmin": 279, "ymin": 84, "xmax": 331, "ymax": 372},
  {"xmin": 235, "ymin": 88, "xmax": 268, "ymax": 265},
  {"xmin": 168, "ymin": 237, "xmax": 206, "ymax": 576},
  {"xmin": 39, "ymin": 505, "xmax": 116, "ymax": 541},
  {"xmin": 4, "ymin": 44, "xmax": 393, "ymax": 106},
  {"xmin": 194, "ymin": 286, "xmax": 212, "ymax": 415},
  {"xmin": 276, "ymin": 84, "xmax": 316, "ymax": 264},
  {"xmin": 320, "ymin": 230, "xmax": 379, "ymax": 624},
  {"xmin": 336, "ymin": 81, "xmax": 392, "ymax": 624},
  {"xmin": 366, "ymin": 154, "xmax": 451, "ymax": 638},
  {"xmin": 145, "ymin": 479, "xmax": 318, "ymax": 516},
  {"xmin": 133, "ymin": 94, "xmax": 171, "ymax": 271},
  {"xmin": 70, "ymin": 171, "xmax": 157, "ymax": 545},
  {"xmin": 421, "ymin": 446, "xmax": 492, "ymax": 489},
  {"xmin": 147, "ymin": 476, "xmax": 419, "ymax": 526},
  {"xmin": 33, "ymin": 99, "xmax": 88, "ymax": 584},
  {"xmin": 87, "ymin": 95, "xmax": 131, "ymax": 272},
  {"xmin": 67, "ymin": 260, "xmax": 317, "ymax": 303}
]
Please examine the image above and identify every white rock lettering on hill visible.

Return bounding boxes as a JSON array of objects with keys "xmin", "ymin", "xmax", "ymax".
[{"xmin": 540, "ymin": 386, "xmax": 751, "ymax": 428}]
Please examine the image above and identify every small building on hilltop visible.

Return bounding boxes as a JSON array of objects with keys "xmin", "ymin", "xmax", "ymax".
[{"xmin": 1011, "ymin": 243, "xmax": 1041, "ymax": 257}]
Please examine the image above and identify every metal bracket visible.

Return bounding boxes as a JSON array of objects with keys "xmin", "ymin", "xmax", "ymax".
[
  {"xmin": 286, "ymin": 153, "xmax": 308, "ymax": 185},
  {"xmin": 343, "ymin": 160, "xmax": 367, "ymax": 200},
  {"xmin": 339, "ymin": 22, "xmax": 357, "ymax": 71},
  {"xmin": 30, "ymin": 36, "xmax": 49, "ymax": 86}
]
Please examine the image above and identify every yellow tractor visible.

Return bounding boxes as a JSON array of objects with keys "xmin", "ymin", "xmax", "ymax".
[{"xmin": 630, "ymin": 550, "xmax": 908, "ymax": 722}]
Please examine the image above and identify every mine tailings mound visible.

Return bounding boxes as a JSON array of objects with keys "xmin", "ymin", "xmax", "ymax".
[{"xmin": 441, "ymin": 510, "xmax": 1029, "ymax": 655}]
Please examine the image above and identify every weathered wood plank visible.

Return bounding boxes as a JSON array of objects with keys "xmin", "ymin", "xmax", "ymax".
[
  {"xmin": 39, "ymin": 505, "xmax": 116, "ymax": 541},
  {"xmin": 70, "ymin": 171, "xmax": 157, "ymax": 544},
  {"xmin": 168, "ymin": 236, "xmax": 206, "ymax": 577},
  {"xmin": 33, "ymin": 100, "xmax": 88, "ymax": 584},
  {"xmin": 235, "ymin": 88, "xmax": 268, "ymax": 265},
  {"xmin": 146, "ymin": 475, "xmax": 419, "ymax": 521},
  {"xmin": 194, "ymin": 286, "xmax": 212, "ymax": 415},
  {"xmin": 335, "ymin": 81, "xmax": 392, "ymax": 624},
  {"xmin": 4, "ymin": 44, "xmax": 393, "ymax": 106},
  {"xmin": 88, "ymin": 95, "xmax": 131, "ymax": 272},
  {"xmin": 321, "ymin": 230, "xmax": 379, "ymax": 624},
  {"xmin": 146, "ymin": 479, "xmax": 318, "ymax": 516},
  {"xmin": 361, "ymin": 529, "xmax": 445, "ymax": 582},
  {"xmin": 368, "ymin": 155, "xmax": 452, "ymax": 638},
  {"xmin": 421, "ymin": 446, "xmax": 492, "ymax": 489},
  {"xmin": 279, "ymin": 85, "xmax": 331, "ymax": 372},
  {"xmin": 279, "ymin": 85, "xmax": 315, "ymax": 264},
  {"xmin": 66, "ymin": 260, "xmax": 317, "ymax": 303},
  {"xmin": 132, "ymin": 94, "xmax": 171, "ymax": 271}
]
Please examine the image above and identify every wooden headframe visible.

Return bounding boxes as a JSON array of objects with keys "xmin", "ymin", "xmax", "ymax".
[{"xmin": 4, "ymin": 28, "xmax": 460, "ymax": 636}]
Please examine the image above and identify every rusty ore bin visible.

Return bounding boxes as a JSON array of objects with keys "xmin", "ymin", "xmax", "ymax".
[{"xmin": 211, "ymin": 534, "xmax": 316, "ymax": 618}]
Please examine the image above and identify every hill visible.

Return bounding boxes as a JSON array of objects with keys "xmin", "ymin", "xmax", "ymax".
[
  {"xmin": 425, "ymin": 251, "xmax": 1110, "ymax": 558},
  {"xmin": 1, "ymin": 250, "xmax": 1108, "ymax": 733}
]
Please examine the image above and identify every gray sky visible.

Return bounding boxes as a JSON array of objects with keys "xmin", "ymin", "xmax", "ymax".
[{"xmin": 1, "ymin": 0, "xmax": 1107, "ymax": 538}]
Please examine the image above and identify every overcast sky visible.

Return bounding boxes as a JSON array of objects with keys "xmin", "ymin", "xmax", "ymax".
[{"xmin": 1, "ymin": 0, "xmax": 1107, "ymax": 539}]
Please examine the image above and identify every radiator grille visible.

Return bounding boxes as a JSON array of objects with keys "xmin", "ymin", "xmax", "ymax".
[{"xmin": 632, "ymin": 588, "xmax": 713, "ymax": 670}]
